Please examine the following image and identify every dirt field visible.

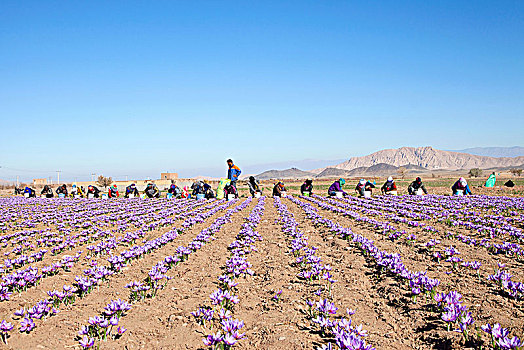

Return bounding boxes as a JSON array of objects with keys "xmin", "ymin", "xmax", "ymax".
[{"xmin": 0, "ymin": 193, "xmax": 523, "ymax": 349}]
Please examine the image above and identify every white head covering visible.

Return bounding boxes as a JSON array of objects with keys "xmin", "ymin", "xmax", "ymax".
[
  {"xmin": 359, "ymin": 179, "xmax": 366, "ymax": 185},
  {"xmin": 387, "ymin": 176, "xmax": 393, "ymax": 182}
]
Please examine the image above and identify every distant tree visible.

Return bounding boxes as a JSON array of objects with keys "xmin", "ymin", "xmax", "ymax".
[
  {"xmin": 96, "ymin": 175, "xmax": 113, "ymax": 189},
  {"xmin": 510, "ymin": 168, "xmax": 523, "ymax": 177},
  {"xmin": 468, "ymin": 168, "xmax": 483, "ymax": 178},
  {"xmin": 431, "ymin": 173, "xmax": 438, "ymax": 178},
  {"xmin": 397, "ymin": 166, "xmax": 407, "ymax": 179}
]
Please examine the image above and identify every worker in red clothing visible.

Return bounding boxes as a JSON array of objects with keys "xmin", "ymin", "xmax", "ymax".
[
  {"xmin": 381, "ymin": 176, "xmax": 397, "ymax": 195},
  {"xmin": 108, "ymin": 184, "xmax": 119, "ymax": 198}
]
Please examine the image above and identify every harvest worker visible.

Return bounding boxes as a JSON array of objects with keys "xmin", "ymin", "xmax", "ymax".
[
  {"xmin": 71, "ymin": 183, "xmax": 84, "ymax": 198},
  {"xmin": 355, "ymin": 179, "xmax": 375, "ymax": 197},
  {"xmin": 223, "ymin": 182, "xmax": 237, "ymax": 199},
  {"xmin": 408, "ymin": 177, "xmax": 428, "ymax": 195},
  {"xmin": 145, "ymin": 183, "xmax": 160, "ymax": 198},
  {"xmin": 203, "ymin": 181, "xmax": 215, "ymax": 199},
  {"xmin": 452, "ymin": 177, "xmax": 472, "ymax": 196},
  {"xmin": 328, "ymin": 178, "xmax": 348, "ymax": 197},
  {"xmin": 108, "ymin": 184, "xmax": 119, "ymax": 198},
  {"xmin": 23, "ymin": 186, "xmax": 36, "ymax": 198},
  {"xmin": 56, "ymin": 184, "xmax": 68, "ymax": 197},
  {"xmin": 41, "ymin": 185, "xmax": 54, "ymax": 198},
  {"xmin": 301, "ymin": 179, "xmax": 313, "ymax": 196},
  {"xmin": 247, "ymin": 176, "xmax": 262, "ymax": 197},
  {"xmin": 86, "ymin": 185, "xmax": 101, "ymax": 198},
  {"xmin": 226, "ymin": 159, "xmax": 241, "ymax": 192},
  {"xmin": 125, "ymin": 183, "xmax": 139, "ymax": 198},
  {"xmin": 381, "ymin": 177, "xmax": 397, "ymax": 195},
  {"xmin": 273, "ymin": 182, "xmax": 286, "ymax": 197},
  {"xmin": 167, "ymin": 182, "xmax": 182, "ymax": 198}
]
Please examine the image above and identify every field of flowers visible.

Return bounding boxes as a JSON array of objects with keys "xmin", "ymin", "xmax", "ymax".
[{"xmin": 0, "ymin": 193, "xmax": 523, "ymax": 349}]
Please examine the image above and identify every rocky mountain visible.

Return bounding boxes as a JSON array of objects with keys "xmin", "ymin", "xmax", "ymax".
[
  {"xmin": 315, "ymin": 146, "xmax": 524, "ymax": 173},
  {"xmin": 315, "ymin": 163, "xmax": 429, "ymax": 178},
  {"xmin": 256, "ymin": 168, "xmax": 315, "ymax": 180},
  {"xmin": 453, "ymin": 146, "xmax": 524, "ymax": 158}
]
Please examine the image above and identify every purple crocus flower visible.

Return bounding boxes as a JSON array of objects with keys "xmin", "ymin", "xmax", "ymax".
[
  {"xmin": 19, "ymin": 318, "xmax": 35, "ymax": 333},
  {"xmin": 79, "ymin": 335, "xmax": 95, "ymax": 348}
]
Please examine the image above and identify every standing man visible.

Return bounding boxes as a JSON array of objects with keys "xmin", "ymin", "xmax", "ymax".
[{"xmin": 226, "ymin": 159, "xmax": 241, "ymax": 195}]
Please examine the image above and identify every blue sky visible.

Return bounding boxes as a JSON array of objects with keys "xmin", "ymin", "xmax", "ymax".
[{"xmin": 1, "ymin": 1, "xmax": 523, "ymax": 182}]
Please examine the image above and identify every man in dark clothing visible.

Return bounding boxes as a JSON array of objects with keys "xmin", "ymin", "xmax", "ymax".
[
  {"xmin": 41, "ymin": 185, "xmax": 54, "ymax": 198},
  {"xmin": 224, "ymin": 183, "xmax": 237, "ymax": 199},
  {"xmin": 247, "ymin": 176, "xmax": 262, "ymax": 197},
  {"xmin": 301, "ymin": 179, "xmax": 313, "ymax": 196},
  {"xmin": 408, "ymin": 177, "xmax": 428, "ymax": 195},
  {"xmin": 191, "ymin": 181, "xmax": 205, "ymax": 196},
  {"xmin": 56, "ymin": 184, "xmax": 68, "ymax": 197},
  {"xmin": 125, "ymin": 184, "xmax": 139, "ymax": 198},
  {"xmin": 203, "ymin": 183, "xmax": 215, "ymax": 199},
  {"xmin": 87, "ymin": 185, "xmax": 101, "ymax": 198},
  {"xmin": 355, "ymin": 179, "xmax": 375, "ymax": 197},
  {"xmin": 381, "ymin": 177, "xmax": 397, "ymax": 195},
  {"xmin": 145, "ymin": 183, "xmax": 160, "ymax": 198},
  {"xmin": 273, "ymin": 182, "xmax": 286, "ymax": 197}
]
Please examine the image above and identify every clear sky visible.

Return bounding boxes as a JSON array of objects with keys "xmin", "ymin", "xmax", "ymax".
[{"xmin": 1, "ymin": 1, "xmax": 523, "ymax": 182}]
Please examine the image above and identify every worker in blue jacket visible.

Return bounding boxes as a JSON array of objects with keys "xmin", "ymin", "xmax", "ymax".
[
  {"xmin": 226, "ymin": 159, "xmax": 241, "ymax": 192},
  {"xmin": 24, "ymin": 186, "xmax": 36, "ymax": 198}
]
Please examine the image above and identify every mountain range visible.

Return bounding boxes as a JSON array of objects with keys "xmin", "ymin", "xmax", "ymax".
[{"xmin": 255, "ymin": 146, "xmax": 524, "ymax": 179}]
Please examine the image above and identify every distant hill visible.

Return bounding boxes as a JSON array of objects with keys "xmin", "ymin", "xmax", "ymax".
[
  {"xmin": 453, "ymin": 146, "xmax": 524, "ymax": 158},
  {"xmin": 256, "ymin": 167, "xmax": 315, "ymax": 180},
  {"xmin": 315, "ymin": 167, "xmax": 351, "ymax": 178},
  {"xmin": 314, "ymin": 163, "xmax": 430, "ymax": 178},
  {"xmin": 316, "ymin": 146, "xmax": 524, "ymax": 173}
]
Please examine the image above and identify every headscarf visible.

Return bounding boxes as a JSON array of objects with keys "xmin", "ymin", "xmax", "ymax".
[{"xmin": 339, "ymin": 178, "xmax": 346, "ymax": 185}]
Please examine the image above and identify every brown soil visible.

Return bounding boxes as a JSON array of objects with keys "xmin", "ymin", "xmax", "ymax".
[{"xmin": 0, "ymin": 196, "xmax": 522, "ymax": 349}]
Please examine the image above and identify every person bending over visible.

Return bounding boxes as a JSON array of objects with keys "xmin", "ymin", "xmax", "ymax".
[
  {"xmin": 125, "ymin": 184, "xmax": 139, "ymax": 198},
  {"xmin": 224, "ymin": 183, "xmax": 237, "ymax": 199},
  {"xmin": 408, "ymin": 177, "xmax": 428, "ymax": 195},
  {"xmin": 381, "ymin": 176, "xmax": 397, "ymax": 195},
  {"xmin": 24, "ymin": 186, "xmax": 36, "ymax": 198},
  {"xmin": 108, "ymin": 184, "xmax": 119, "ymax": 198},
  {"xmin": 41, "ymin": 185, "xmax": 54, "ymax": 198},
  {"xmin": 87, "ymin": 185, "xmax": 101, "ymax": 198},
  {"xmin": 145, "ymin": 183, "xmax": 160, "ymax": 198},
  {"xmin": 328, "ymin": 178, "xmax": 348, "ymax": 197},
  {"xmin": 273, "ymin": 182, "xmax": 286, "ymax": 197},
  {"xmin": 452, "ymin": 177, "xmax": 472, "ymax": 196},
  {"xmin": 56, "ymin": 184, "xmax": 68, "ymax": 197},
  {"xmin": 355, "ymin": 179, "xmax": 375, "ymax": 197},
  {"xmin": 301, "ymin": 179, "xmax": 313, "ymax": 196},
  {"xmin": 167, "ymin": 183, "xmax": 182, "ymax": 198},
  {"xmin": 247, "ymin": 176, "xmax": 262, "ymax": 197}
]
